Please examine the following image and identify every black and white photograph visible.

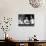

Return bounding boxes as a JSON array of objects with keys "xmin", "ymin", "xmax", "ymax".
[{"xmin": 18, "ymin": 14, "xmax": 35, "ymax": 26}]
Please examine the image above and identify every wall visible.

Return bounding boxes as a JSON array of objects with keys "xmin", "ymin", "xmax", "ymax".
[{"xmin": 0, "ymin": 0, "xmax": 46, "ymax": 40}]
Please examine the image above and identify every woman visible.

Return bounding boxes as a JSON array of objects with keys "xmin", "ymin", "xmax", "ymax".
[{"xmin": 23, "ymin": 17, "xmax": 30, "ymax": 24}]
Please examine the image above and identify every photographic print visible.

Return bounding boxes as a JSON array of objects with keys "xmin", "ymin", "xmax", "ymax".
[{"xmin": 18, "ymin": 14, "xmax": 35, "ymax": 26}]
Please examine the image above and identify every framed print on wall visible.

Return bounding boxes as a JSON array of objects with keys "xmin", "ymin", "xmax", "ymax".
[{"xmin": 18, "ymin": 14, "xmax": 35, "ymax": 26}]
